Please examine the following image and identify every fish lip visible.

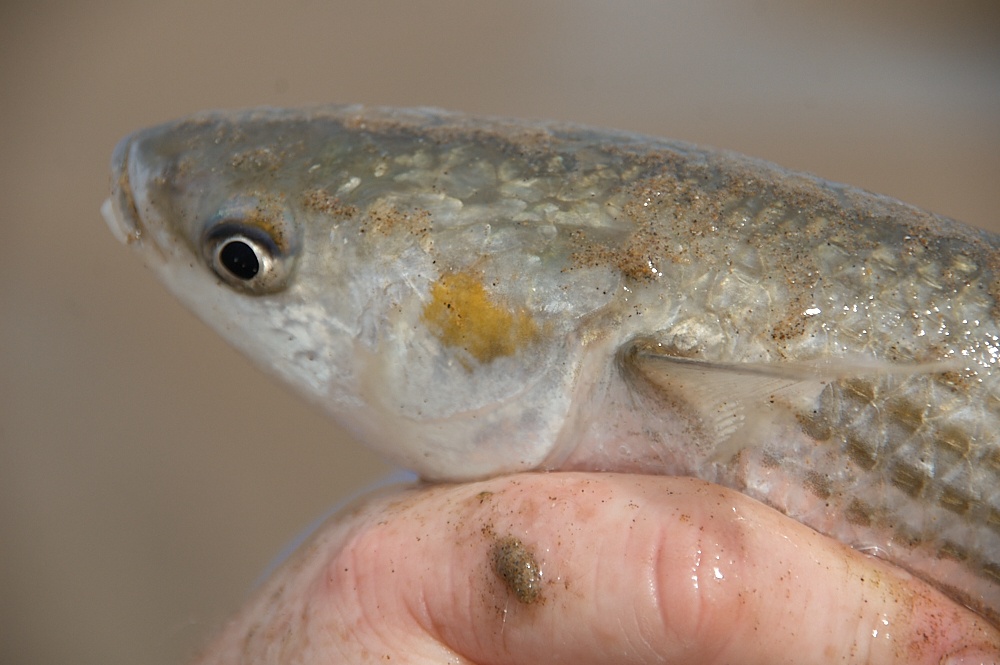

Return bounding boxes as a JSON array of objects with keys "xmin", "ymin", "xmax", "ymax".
[{"xmin": 102, "ymin": 133, "xmax": 144, "ymax": 246}]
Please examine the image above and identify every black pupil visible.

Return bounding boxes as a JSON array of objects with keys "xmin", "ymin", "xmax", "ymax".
[{"xmin": 219, "ymin": 240, "xmax": 260, "ymax": 280}]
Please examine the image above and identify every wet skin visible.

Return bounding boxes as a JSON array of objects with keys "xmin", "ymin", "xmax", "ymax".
[{"xmin": 188, "ymin": 472, "xmax": 1000, "ymax": 664}]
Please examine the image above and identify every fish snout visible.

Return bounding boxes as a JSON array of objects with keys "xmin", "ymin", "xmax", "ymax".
[{"xmin": 102, "ymin": 134, "xmax": 142, "ymax": 246}]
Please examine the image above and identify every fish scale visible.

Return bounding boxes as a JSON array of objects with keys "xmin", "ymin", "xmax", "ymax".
[{"xmin": 102, "ymin": 105, "xmax": 1000, "ymax": 623}]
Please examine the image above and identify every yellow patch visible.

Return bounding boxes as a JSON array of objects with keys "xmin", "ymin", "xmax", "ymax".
[{"xmin": 422, "ymin": 271, "xmax": 538, "ymax": 364}]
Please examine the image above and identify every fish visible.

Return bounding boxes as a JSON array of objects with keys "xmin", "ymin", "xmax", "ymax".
[{"xmin": 102, "ymin": 105, "xmax": 1000, "ymax": 624}]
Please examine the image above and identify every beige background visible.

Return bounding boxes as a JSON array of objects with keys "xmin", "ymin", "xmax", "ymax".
[{"xmin": 2, "ymin": 2, "xmax": 998, "ymax": 663}]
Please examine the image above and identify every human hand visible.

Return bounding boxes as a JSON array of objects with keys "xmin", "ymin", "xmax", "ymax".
[{"xmin": 189, "ymin": 472, "xmax": 999, "ymax": 664}]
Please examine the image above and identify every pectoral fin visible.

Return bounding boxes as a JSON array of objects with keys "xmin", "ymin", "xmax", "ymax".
[
  {"xmin": 619, "ymin": 338, "xmax": 822, "ymax": 461},
  {"xmin": 620, "ymin": 337, "xmax": 961, "ymax": 462}
]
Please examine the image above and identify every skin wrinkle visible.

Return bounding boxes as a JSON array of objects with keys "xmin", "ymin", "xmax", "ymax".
[
  {"xmin": 655, "ymin": 498, "xmax": 748, "ymax": 663},
  {"xmin": 627, "ymin": 518, "xmax": 670, "ymax": 659},
  {"xmin": 650, "ymin": 517, "xmax": 707, "ymax": 658},
  {"xmin": 588, "ymin": 528, "xmax": 642, "ymax": 657},
  {"xmin": 322, "ymin": 491, "xmax": 446, "ymax": 663},
  {"xmin": 324, "ymin": 531, "xmax": 380, "ymax": 659}
]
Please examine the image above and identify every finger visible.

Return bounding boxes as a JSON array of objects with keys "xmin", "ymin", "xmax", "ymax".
[{"xmin": 190, "ymin": 473, "xmax": 1000, "ymax": 664}]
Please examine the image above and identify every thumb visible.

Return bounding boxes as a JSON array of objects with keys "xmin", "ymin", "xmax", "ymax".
[{"xmin": 191, "ymin": 472, "xmax": 1000, "ymax": 664}]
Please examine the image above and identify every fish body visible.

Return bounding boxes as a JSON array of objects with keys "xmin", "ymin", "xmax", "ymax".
[{"xmin": 103, "ymin": 106, "xmax": 1000, "ymax": 622}]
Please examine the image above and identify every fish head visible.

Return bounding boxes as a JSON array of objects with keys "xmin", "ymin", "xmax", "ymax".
[{"xmin": 102, "ymin": 108, "xmax": 622, "ymax": 480}]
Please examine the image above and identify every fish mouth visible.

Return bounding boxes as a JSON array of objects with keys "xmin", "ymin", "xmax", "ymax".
[{"xmin": 101, "ymin": 133, "xmax": 144, "ymax": 246}]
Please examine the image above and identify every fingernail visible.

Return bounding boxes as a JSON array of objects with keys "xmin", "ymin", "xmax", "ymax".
[{"xmin": 944, "ymin": 647, "xmax": 1000, "ymax": 665}]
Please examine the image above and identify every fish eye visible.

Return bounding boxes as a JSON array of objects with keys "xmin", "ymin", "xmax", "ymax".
[
  {"xmin": 202, "ymin": 221, "xmax": 293, "ymax": 294},
  {"xmin": 217, "ymin": 235, "xmax": 263, "ymax": 280}
]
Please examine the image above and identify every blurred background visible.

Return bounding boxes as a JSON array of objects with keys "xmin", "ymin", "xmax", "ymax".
[{"xmin": 2, "ymin": 1, "xmax": 998, "ymax": 663}]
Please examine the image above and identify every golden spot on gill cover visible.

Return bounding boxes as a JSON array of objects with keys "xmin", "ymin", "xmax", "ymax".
[{"xmin": 422, "ymin": 271, "xmax": 539, "ymax": 364}]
